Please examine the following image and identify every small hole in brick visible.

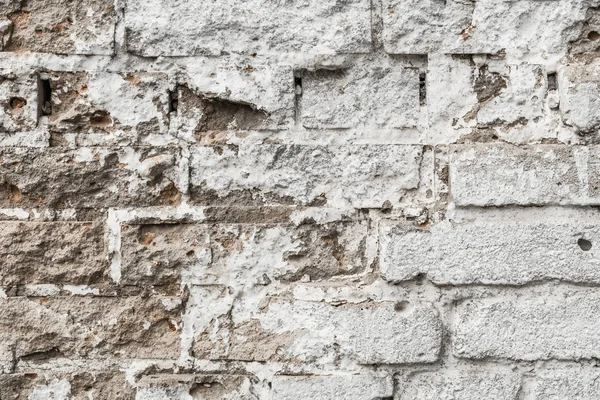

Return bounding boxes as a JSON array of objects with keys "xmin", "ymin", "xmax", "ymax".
[
  {"xmin": 419, "ymin": 72, "xmax": 426, "ymax": 105},
  {"xmin": 89, "ymin": 110, "xmax": 112, "ymax": 127},
  {"xmin": 578, "ymin": 238, "xmax": 592, "ymax": 251},
  {"xmin": 589, "ymin": 31, "xmax": 600, "ymax": 41},
  {"xmin": 294, "ymin": 76, "xmax": 302, "ymax": 93},
  {"xmin": 395, "ymin": 300, "xmax": 411, "ymax": 312},
  {"xmin": 9, "ymin": 97, "xmax": 26, "ymax": 109},
  {"xmin": 547, "ymin": 73, "xmax": 557, "ymax": 91}
]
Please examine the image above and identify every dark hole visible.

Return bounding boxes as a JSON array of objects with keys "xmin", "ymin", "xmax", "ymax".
[
  {"xmin": 169, "ymin": 90, "xmax": 178, "ymax": 113},
  {"xmin": 578, "ymin": 238, "xmax": 593, "ymax": 251},
  {"xmin": 294, "ymin": 76, "xmax": 302, "ymax": 89},
  {"xmin": 419, "ymin": 72, "xmax": 426, "ymax": 105},
  {"xmin": 547, "ymin": 73, "xmax": 557, "ymax": 91},
  {"xmin": 588, "ymin": 31, "xmax": 600, "ymax": 41},
  {"xmin": 37, "ymin": 77, "xmax": 52, "ymax": 117},
  {"xmin": 89, "ymin": 110, "xmax": 112, "ymax": 126},
  {"xmin": 9, "ymin": 97, "xmax": 26, "ymax": 109}
]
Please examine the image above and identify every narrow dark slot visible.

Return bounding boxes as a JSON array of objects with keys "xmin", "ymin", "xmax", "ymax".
[
  {"xmin": 169, "ymin": 89, "xmax": 178, "ymax": 113},
  {"xmin": 419, "ymin": 72, "xmax": 426, "ymax": 105},
  {"xmin": 547, "ymin": 72, "xmax": 557, "ymax": 91},
  {"xmin": 37, "ymin": 76, "xmax": 52, "ymax": 118},
  {"xmin": 294, "ymin": 76, "xmax": 302, "ymax": 90}
]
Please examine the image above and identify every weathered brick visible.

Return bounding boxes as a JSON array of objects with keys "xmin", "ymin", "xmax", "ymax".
[
  {"xmin": 449, "ymin": 144, "xmax": 600, "ymax": 206},
  {"xmin": 382, "ymin": 0, "xmax": 472, "ymax": 54},
  {"xmin": 0, "ymin": 296, "xmax": 182, "ymax": 360},
  {"xmin": 0, "ymin": 147, "xmax": 183, "ymax": 209},
  {"xmin": 427, "ymin": 56, "xmax": 548, "ymax": 141},
  {"xmin": 300, "ymin": 63, "xmax": 420, "ymax": 129},
  {"xmin": 0, "ymin": 70, "xmax": 38, "ymax": 133},
  {"xmin": 383, "ymin": 0, "xmax": 590, "ymax": 56},
  {"xmin": 272, "ymin": 374, "xmax": 393, "ymax": 400},
  {"xmin": 454, "ymin": 293, "xmax": 600, "ymax": 360},
  {"xmin": 190, "ymin": 144, "xmax": 423, "ymax": 208},
  {"xmin": 3, "ymin": 0, "xmax": 116, "ymax": 54},
  {"xmin": 0, "ymin": 221, "xmax": 106, "ymax": 287},
  {"xmin": 558, "ymin": 55, "xmax": 600, "ymax": 134},
  {"xmin": 0, "ymin": 371, "xmax": 134, "ymax": 400},
  {"xmin": 124, "ymin": 0, "xmax": 371, "ymax": 56},
  {"xmin": 135, "ymin": 374, "xmax": 256, "ymax": 400},
  {"xmin": 192, "ymin": 289, "xmax": 442, "ymax": 364},
  {"xmin": 121, "ymin": 220, "xmax": 368, "ymax": 289},
  {"xmin": 47, "ymin": 72, "xmax": 170, "ymax": 140},
  {"xmin": 399, "ymin": 370, "xmax": 521, "ymax": 400},
  {"xmin": 534, "ymin": 369, "xmax": 600, "ymax": 399},
  {"xmin": 380, "ymin": 216, "xmax": 600, "ymax": 285}
]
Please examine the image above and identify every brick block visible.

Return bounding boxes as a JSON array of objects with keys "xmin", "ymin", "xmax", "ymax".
[
  {"xmin": 380, "ymin": 216, "xmax": 600, "ymax": 285},
  {"xmin": 0, "ymin": 70, "xmax": 38, "ymax": 133},
  {"xmin": 0, "ymin": 221, "xmax": 106, "ymax": 287},
  {"xmin": 454, "ymin": 293, "xmax": 600, "ymax": 360},
  {"xmin": 534, "ymin": 369, "xmax": 600, "ymax": 399},
  {"xmin": 383, "ymin": 0, "xmax": 590, "ymax": 56},
  {"xmin": 0, "ymin": 296, "xmax": 182, "ymax": 360},
  {"xmin": 0, "ymin": 371, "xmax": 133, "ymax": 400},
  {"xmin": 192, "ymin": 288, "xmax": 442, "ymax": 364},
  {"xmin": 135, "ymin": 374, "xmax": 256, "ymax": 400},
  {"xmin": 272, "ymin": 374, "xmax": 393, "ymax": 400},
  {"xmin": 3, "ymin": 0, "xmax": 116, "ymax": 54},
  {"xmin": 47, "ymin": 72, "xmax": 170, "ymax": 139},
  {"xmin": 0, "ymin": 147, "xmax": 183, "ymax": 209},
  {"xmin": 427, "ymin": 56, "xmax": 547, "ymax": 140},
  {"xmin": 382, "ymin": 0, "xmax": 472, "ymax": 54},
  {"xmin": 190, "ymin": 144, "xmax": 423, "ymax": 208},
  {"xmin": 300, "ymin": 63, "xmax": 420, "ymax": 129},
  {"xmin": 399, "ymin": 370, "xmax": 521, "ymax": 400},
  {"xmin": 121, "ymin": 220, "xmax": 368, "ymax": 289},
  {"xmin": 449, "ymin": 144, "xmax": 600, "ymax": 206},
  {"xmin": 124, "ymin": 0, "xmax": 371, "ymax": 56},
  {"xmin": 558, "ymin": 56, "xmax": 600, "ymax": 133}
]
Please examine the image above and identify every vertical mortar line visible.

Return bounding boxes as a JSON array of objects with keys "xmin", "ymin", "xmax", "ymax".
[{"xmin": 371, "ymin": 0, "xmax": 384, "ymax": 51}]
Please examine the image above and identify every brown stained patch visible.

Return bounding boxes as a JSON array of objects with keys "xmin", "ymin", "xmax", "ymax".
[
  {"xmin": 178, "ymin": 86, "xmax": 268, "ymax": 134},
  {"xmin": 457, "ymin": 128, "xmax": 499, "ymax": 143},
  {"xmin": 7, "ymin": 10, "xmax": 31, "ymax": 25},
  {"xmin": 8, "ymin": 184, "xmax": 22, "ymax": 202},
  {"xmin": 139, "ymin": 232, "xmax": 157, "ymax": 246},
  {"xmin": 123, "ymin": 74, "xmax": 142, "ymax": 85},
  {"xmin": 160, "ymin": 182, "xmax": 181, "ymax": 205},
  {"xmin": 461, "ymin": 25, "xmax": 474, "ymax": 40},
  {"xmin": 473, "ymin": 65, "xmax": 507, "ymax": 103},
  {"xmin": 9, "ymin": 97, "xmax": 26, "ymax": 109},
  {"xmin": 194, "ymin": 318, "xmax": 298, "ymax": 362}
]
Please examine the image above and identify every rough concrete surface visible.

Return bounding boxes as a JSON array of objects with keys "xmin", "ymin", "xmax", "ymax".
[{"xmin": 3, "ymin": 0, "xmax": 600, "ymax": 397}]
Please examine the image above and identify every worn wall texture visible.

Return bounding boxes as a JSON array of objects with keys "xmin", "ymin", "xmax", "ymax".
[{"xmin": 1, "ymin": 0, "xmax": 600, "ymax": 398}]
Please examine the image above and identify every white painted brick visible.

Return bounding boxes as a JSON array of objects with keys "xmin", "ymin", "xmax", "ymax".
[
  {"xmin": 399, "ymin": 370, "xmax": 521, "ymax": 400},
  {"xmin": 192, "ymin": 289, "xmax": 442, "ymax": 364},
  {"xmin": 382, "ymin": 0, "xmax": 473, "ymax": 54},
  {"xmin": 272, "ymin": 374, "xmax": 393, "ymax": 400},
  {"xmin": 380, "ymin": 215, "xmax": 600, "ymax": 285},
  {"xmin": 535, "ymin": 369, "xmax": 600, "ymax": 399},
  {"xmin": 558, "ymin": 56, "xmax": 600, "ymax": 133},
  {"xmin": 449, "ymin": 144, "xmax": 600, "ymax": 206},
  {"xmin": 454, "ymin": 293, "xmax": 600, "ymax": 360},
  {"xmin": 300, "ymin": 62, "xmax": 420, "ymax": 129},
  {"xmin": 190, "ymin": 144, "xmax": 423, "ymax": 208},
  {"xmin": 124, "ymin": 0, "xmax": 371, "ymax": 57},
  {"xmin": 384, "ymin": 0, "xmax": 590, "ymax": 56}
]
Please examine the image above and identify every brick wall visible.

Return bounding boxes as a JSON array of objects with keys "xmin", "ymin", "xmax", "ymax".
[{"xmin": 1, "ymin": 0, "xmax": 600, "ymax": 398}]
